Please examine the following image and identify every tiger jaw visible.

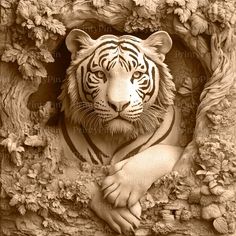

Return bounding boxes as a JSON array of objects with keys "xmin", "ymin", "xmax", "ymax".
[
  {"xmin": 94, "ymin": 106, "xmax": 142, "ymax": 136},
  {"xmin": 104, "ymin": 118, "xmax": 135, "ymax": 136},
  {"xmin": 92, "ymin": 102, "xmax": 162, "ymax": 136},
  {"xmin": 100, "ymin": 109, "xmax": 143, "ymax": 123}
]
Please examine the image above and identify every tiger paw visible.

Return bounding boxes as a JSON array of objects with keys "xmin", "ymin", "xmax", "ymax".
[
  {"xmin": 102, "ymin": 158, "xmax": 153, "ymax": 208},
  {"xmin": 90, "ymin": 186, "xmax": 141, "ymax": 235}
]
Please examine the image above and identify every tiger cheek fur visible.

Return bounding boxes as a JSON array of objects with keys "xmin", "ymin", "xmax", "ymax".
[{"xmin": 60, "ymin": 29, "xmax": 175, "ymax": 138}]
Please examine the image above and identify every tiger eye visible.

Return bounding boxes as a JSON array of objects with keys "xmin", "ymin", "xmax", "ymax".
[
  {"xmin": 96, "ymin": 71, "xmax": 105, "ymax": 78},
  {"xmin": 133, "ymin": 71, "xmax": 142, "ymax": 79}
]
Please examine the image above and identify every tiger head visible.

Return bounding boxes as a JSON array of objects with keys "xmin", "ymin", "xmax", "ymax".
[{"xmin": 59, "ymin": 29, "xmax": 175, "ymax": 139}]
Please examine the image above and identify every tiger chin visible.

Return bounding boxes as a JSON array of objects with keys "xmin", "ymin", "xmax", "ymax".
[{"xmin": 59, "ymin": 29, "xmax": 184, "ymax": 235}]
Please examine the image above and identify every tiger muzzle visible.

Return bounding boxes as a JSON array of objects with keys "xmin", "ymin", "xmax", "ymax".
[
  {"xmin": 108, "ymin": 101, "xmax": 130, "ymax": 112},
  {"xmin": 107, "ymin": 77, "xmax": 131, "ymax": 112}
]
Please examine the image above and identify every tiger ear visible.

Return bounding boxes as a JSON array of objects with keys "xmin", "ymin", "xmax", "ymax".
[
  {"xmin": 65, "ymin": 29, "xmax": 94, "ymax": 59},
  {"xmin": 143, "ymin": 31, "xmax": 172, "ymax": 61}
]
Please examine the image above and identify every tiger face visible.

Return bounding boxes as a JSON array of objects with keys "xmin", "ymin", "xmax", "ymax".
[{"xmin": 60, "ymin": 29, "xmax": 175, "ymax": 139}]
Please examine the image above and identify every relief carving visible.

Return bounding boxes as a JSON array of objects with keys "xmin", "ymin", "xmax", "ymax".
[{"xmin": 0, "ymin": 1, "xmax": 236, "ymax": 236}]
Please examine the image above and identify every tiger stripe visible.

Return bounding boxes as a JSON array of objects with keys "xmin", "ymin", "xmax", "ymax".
[
  {"xmin": 60, "ymin": 31, "xmax": 176, "ymax": 165},
  {"xmin": 60, "ymin": 106, "xmax": 175, "ymax": 165}
]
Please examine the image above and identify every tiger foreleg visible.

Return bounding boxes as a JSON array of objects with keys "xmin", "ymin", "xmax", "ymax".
[
  {"xmin": 89, "ymin": 182, "xmax": 141, "ymax": 234},
  {"xmin": 102, "ymin": 144, "xmax": 183, "ymax": 208}
]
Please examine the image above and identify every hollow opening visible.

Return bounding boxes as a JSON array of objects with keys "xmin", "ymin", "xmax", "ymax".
[{"xmin": 27, "ymin": 22, "xmax": 207, "ymax": 143}]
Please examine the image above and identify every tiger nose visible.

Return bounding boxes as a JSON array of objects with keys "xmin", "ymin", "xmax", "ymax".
[{"xmin": 108, "ymin": 100, "xmax": 130, "ymax": 112}]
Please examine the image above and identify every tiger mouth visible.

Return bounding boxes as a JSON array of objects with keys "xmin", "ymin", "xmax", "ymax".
[{"xmin": 109, "ymin": 115, "xmax": 131, "ymax": 122}]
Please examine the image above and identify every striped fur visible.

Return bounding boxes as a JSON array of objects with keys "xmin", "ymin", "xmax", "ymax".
[{"xmin": 59, "ymin": 31, "xmax": 175, "ymax": 140}]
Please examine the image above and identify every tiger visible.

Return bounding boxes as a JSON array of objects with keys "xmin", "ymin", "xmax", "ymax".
[{"xmin": 59, "ymin": 29, "xmax": 183, "ymax": 234}]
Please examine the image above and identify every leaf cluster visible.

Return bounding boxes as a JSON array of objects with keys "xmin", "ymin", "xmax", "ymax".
[{"xmin": 1, "ymin": 0, "xmax": 66, "ymax": 80}]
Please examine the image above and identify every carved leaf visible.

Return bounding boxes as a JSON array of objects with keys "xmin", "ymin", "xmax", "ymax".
[
  {"xmin": 174, "ymin": 8, "xmax": 183, "ymax": 16},
  {"xmin": 27, "ymin": 169, "xmax": 38, "ymax": 179},
  {"xmin": 1, "ymin": 46, "xmax": 20, "ymax": 63},
  {"xmin": 39, "ymin": 49, "xmax": 54, "ymax": 63},
  {"xmin": 13, "ymin": 43, "xmax": 23, "ymax": 50},
  {"xmin": 32, "ymin": 27, "xmax": 47, "ymax": 47},
  {"xmin": 191, "ymin": 13, "xmax": 208, "ymax": 36},
  {"xmin": 186, "ymin": 0, "xmax": 198, "ymax": 12},
  {"xmin": 27, "ymin": 57, "xmax": 40, "ymax": 67},
  {"xmin": 18, "ymin": 205, "xmax": 26, "ymax": 215},
  {"xmin": 174, "ymin": 8, "xmax": 191, "ymax": 23},
  {"xmin": 27, "ymin": 203, "xmax": 40, "ymax": 212},
  {"xmin": 35, "ymin": 63, "xmax": 47, "ymax": 78},
  {"xmin": 42, "ymin": 17, "xmax": 66, "ymax": 35},
  {"xmin": 196, "ymin": 170, "xmax": 207, "ymax": 175},
  {"xmin": 17, "ymin": 53, "xmax": 28, "ymax": 65},
  {"xmin": 209, "ymin": 180, "xmax": 218, "ymax": 189},
  {"xmin": 24, "ymin": 19, "xmax": 35, "ymax": 30},
  {"xmin": 9, "ymin": 194, "xmax": 20, "ymax": 206},
  {"xmin": 202, "ymin": 172, "xmax": 214, "ymax": 181},
  {"xmin": 34, "ymin": 15, "xmax": 42, "ymax": 25},
  {"xmin": 10, "ymin": 152, "xmax": 23, "ymax": 166},
  {"xmin": 173, "ymin": 17, "xmax": 189, "ymax": 35},
  {"xmin": 213, "ymin": 217, "xmax": 228, "ymax": 234},
  {"xmin": 25, "ymin": 185, "xmax": 36, "ymax": 193},
  {"xmin": 19, "ymin": 60, "xmax": 47, "ymax": 79},
  {"xmin": 18, "ymin": 63, "xmax": 34, "ymax": 79},
  {"xmin": 16, "ymin": 0, "xmax": 37, "ymax": 20}
]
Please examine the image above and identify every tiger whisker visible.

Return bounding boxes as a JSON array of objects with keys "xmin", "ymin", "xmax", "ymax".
[
  {"xmin": 71, "ymin": 105, "xmax": 94, "ymax": 124},
  {"xmin": 141, "ymin": 111, "xmax": 156, "ymax": 122},
  {"xmin": 90, "ymin": 117, "xmax": 103, "ymax": 134},
  {"xmin": 136, "ymin": 116, "xmax": 148, "ymax": 130},
  {"xmin": 86, "ymin": 111, "xmax": 98, "ymax": 126}
]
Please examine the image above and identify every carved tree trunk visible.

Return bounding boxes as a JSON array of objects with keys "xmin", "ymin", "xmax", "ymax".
[{"xmin": 1, "ymin": 1, "xmax": 236, "ymax": 236}]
